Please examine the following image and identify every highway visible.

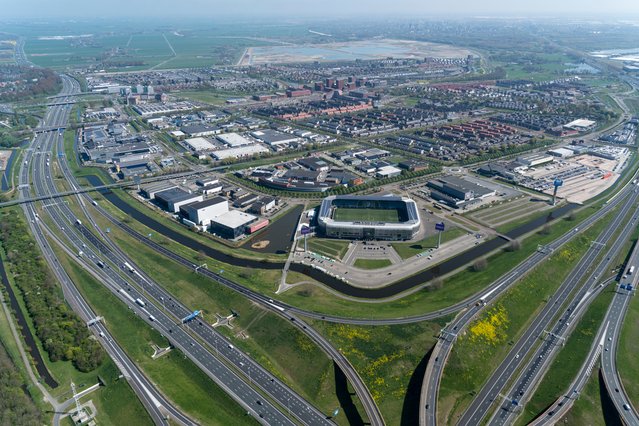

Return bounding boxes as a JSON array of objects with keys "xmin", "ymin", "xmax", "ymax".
[
  {"xmin": 457, "ymin": 185, "xmax": 639, "ymax": 425},
  {"xmin": 18, "ymin": 77, "xmax": 194, "ymax": 426},
  {"xmin": 29, "ymin": 78, "xmax": 330, "ymax": 425},
  {"xmin": 417, "ymin": 173, "xmax": 639, "ymax": 426},
  {"xmin": 601, "ymin": 241, "xmax": 639, "ymax": 425},
  {"xmin": 489, "ymin": 200, "xmax": 639, "ymax": 426}
]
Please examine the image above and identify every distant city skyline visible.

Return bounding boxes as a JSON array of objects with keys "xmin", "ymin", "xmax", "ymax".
[{"xmin": 2, "ymin": 0, "xmax": 639, "ymax": 19}]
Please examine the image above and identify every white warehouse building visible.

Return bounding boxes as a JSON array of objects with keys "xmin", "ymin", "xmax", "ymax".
[{"xmin": 179, "ymin": 197, "xmax": 229, "ymax": 225}]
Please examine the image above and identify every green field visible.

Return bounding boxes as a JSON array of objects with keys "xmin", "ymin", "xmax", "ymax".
[
  {"xmin": 306, "ymin": 238, "xmax": 351, "ymax": 260},
  {"xmin": 353, "ymin": 259, "xmax": 393, "ymax": 269},
  {"xmin": 333, "ymin": 208, "xmax": 400, "ymax": 223}
]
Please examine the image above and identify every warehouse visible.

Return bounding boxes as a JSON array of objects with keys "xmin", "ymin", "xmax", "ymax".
[
  {"xmin": 140, "ymin": 181, "xmax": 178, "ymax": 199},
  {"xmin": 427, "ymin": 175, "xmax": 496, "ymax": 207},
  {"xmin": 179, "ymin": 197, "xmax": 228, "ymax": 226},
  {"xmin": 517, "ymin": 153, "xmax": 554, "ymax": 168},
  {"xmin": 211, "ymin": 144, "xmax": 269, "ymax": 160},
  {"xmin": 250, "ymin": 129, "xmax": 300, "ymax": 146},
  {"xmin": 184, "ymin": 137, "xmax": 216, "ymax": 152},
  {"xmin": 181, "ymin": 124, "xmax": 221, "ymax": 137},
  {"xmin": 216, "ymin": 132, "xmax": 254, "ymax": 147},
  {"xmin": 211, "ymin": 210, "xmax": 258, "ymax": 239},
  {"xmin": 155, "ymin": 188, "xmax": 203, "ymax": 213}
]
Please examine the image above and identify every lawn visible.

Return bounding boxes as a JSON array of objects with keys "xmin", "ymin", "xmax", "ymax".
[
  {"xmin": 353, "ymin": 259, "xmax": 393, "ymax": 269},
  {"xmin": 437, "ymin": 206, "xmax": 616, "ymax": 424},
  {"xmin": 391, "ymin": 228, "xmax": 466, "ymax": 260},
  {"xmin": 333, "ymin": 207, "xmax": 400, "ymax": 223},
  {"xmin": 310, "ymin": 319, "xmax": 450, "ymax": 425},
  {"xmin": 307, "ymin": 238, "xmax": 351, "ymax": 260}
]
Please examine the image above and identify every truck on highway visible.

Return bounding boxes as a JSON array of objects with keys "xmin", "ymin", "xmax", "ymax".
[
  {"xmin": 97, "ymin": 260, "xmax": 105, "ymax": 268},
  {"xmin": 124, "ymin": 262, "xmax": 135, "ymax": 273},
  {"xmin": 629, "ymin": 266, "xmax": 635, "ymax": 275},
  {"xmin": 135, "ymin": 298, "xmax": 146, "ymax": 307},
  {"xmin": 149, "ymin": 315, "xmax": 156, "ymax": 322}
]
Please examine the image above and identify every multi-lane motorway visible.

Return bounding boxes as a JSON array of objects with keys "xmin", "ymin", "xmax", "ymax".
[
  {"xmin": 418, "ymin": 172, "xmax": 639, "ymax": 426},
  {"xmin": 19, "ymin": 77, "xmax": 193, "ymax": 426},
  {"xmin": 28, "ymin": 78, "xmax": 331, "ymax": 425},
  {"xmin": 458, "ymin": 186, "xmax": 639, "ymax": 425}
]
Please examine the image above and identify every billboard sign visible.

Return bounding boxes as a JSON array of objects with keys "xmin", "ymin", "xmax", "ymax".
[
  {"xmin": 435, "ymin": 222, "xmax": 445, "ymax": 231},
  {"xmin": 301, "ymin": 226, "xmax": 311, "ymax": 235}
]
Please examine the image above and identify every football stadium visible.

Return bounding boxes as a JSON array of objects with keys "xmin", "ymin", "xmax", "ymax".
[{"xmin": 317, "ymin": 195, "xmax": 421, "ymax": 240}]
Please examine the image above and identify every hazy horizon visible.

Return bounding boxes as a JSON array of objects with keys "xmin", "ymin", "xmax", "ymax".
[{"xmin": 2, "ymin": 0, "xmax": 639, "ymax": 20}]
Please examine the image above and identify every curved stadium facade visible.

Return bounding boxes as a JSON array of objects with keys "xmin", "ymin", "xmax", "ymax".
[{"xmin": 317, "ymin": 195, "xmax": 421, "ymax": 240}]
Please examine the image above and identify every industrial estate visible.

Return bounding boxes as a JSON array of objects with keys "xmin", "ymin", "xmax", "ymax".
[{"xmin": 2, "ymin": 7, "xmax": 639, "ymax": 426}]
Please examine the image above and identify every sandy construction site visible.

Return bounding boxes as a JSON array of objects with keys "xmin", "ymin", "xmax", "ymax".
[{"xmin": 239, "ymin": 39, "xmax": 474, "ymax": 65}]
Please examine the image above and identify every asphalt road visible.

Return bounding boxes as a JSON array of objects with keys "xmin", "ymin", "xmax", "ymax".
[
  {"xmin": 19, "ymin": 77, "xmax": 192, "ymax": 426},
  {"xmin": 27, "ymin": 78, "xmax": 308, "ymax": 425},
  {"xmin": 33, "ymin": 75, "xmax": 370, "ymax": 425},
  {"xmin": 417, "ymin": 174, "xmax": 639, "ymax": 426},
  {"xmin": 600, "ymin": 241, "xmax": 639, "ymax": 425},
  {"xmin": 458, "ymin": 186, "xmax": 639, "ymax": 426}
]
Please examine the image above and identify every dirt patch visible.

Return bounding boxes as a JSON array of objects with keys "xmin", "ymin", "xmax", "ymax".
[{"xmin": 251, "ymin": 240, "xmax": 270, "ymax": 249}]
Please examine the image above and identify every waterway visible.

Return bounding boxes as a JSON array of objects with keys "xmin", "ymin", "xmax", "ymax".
[
  {"xmin": 1, "ymin": 149, "xmax": 16, "ymax": 191},
  {"xmin": 0, "ymin": 255, "xmax": 58, "ymax": 388},
  {"xmin": 245, "ymin": 205, "xmax": 302, "ymax": 254},
  {"xmin": 87, "ymin": 175, "xmax": 579, "ymax": 299}
]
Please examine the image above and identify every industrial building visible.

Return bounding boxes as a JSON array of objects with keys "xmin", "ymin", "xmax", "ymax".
[
  {"xmin": 155, "ymin": 188, "xmax": 203, "ymax": 213},
  {"xmin": 181, "ymin": 124, "xmax": 221, "ymax": 137},
  {"xmin": 427, "ymin": 175, "xmax": 496, "ymax": 208},
  {"xmin": 211, "ymin": 210, "xmax": 258, "ymax": 239},
  {"xmin": 517, "ymin": 153, "xmax": 555, "ymax": 168},
  {"xmin": 216, "ymin": 133, "xmax": 254, "ymax": 147},
  {"xmin": 140, "ymin": 181, "xmax": 178, "ymax": 199},
  {"xmin": 250, "ymin": 129, "xmax": 300, "ymax": 146},
  {"xmin": 184, "ymin": 137, "xmax": 216, "ymax": 152},
  {"xmin": 211, "ymin": 144, "xmax": 270, "ymax": 160},
  {"xmin": 179, "ymin": 197, "xmax": 228, "ymax": 226}
]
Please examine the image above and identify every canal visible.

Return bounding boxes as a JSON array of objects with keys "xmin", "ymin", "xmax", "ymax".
[{"xmin": 87, "ymin": 175, "xmax": 579, "ymax": 299}]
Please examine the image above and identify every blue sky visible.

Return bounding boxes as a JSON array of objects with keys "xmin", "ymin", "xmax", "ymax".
[{"xmin": 2, "ymin": 0, "xmax": 638, "ymax": 19}]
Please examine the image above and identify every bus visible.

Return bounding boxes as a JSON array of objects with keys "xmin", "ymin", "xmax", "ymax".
[{"xmin": 135, "ymin": 298, "xmax": 146, "ymax": 307}]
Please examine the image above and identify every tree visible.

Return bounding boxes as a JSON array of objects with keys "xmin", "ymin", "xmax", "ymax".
[
  {"xmin": 472, "ymin": 258, "xmax": 488, "ymax": 272},
  {"xmin": 426, "ymin": 277, "xmax": 443, "ymax": 292},
  {"xmin": 506, "ymin": 239, "xmax": 522, "ymax": 252}
]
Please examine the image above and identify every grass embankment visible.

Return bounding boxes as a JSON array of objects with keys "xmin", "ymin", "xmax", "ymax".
[
  {"xmin": 310, "ymin": 318, "xmax": 451, "ymax": 425},
  {"xmin": 307, "ymin": 238, "xmax": 351, "ymax": 261},
  {"xmin": 95, "ymin": 214, "xmax": 345, "ymax": 420},
  {"xmin": 54, "ymin": 247, "xmax": 252, "ymax": 426},
  {"xmin": 516, "ymin": 289, "xmax": 614, "ymax": 425},
  {"xmin": 557, "ymin": 371, "xmax": 608, "ymax": 424},
  {"xmin": 392, "ymin": 228, "xmax": 466, "ymax": 260},
  {"xmin": 438, "ymin": 207, "xmax": 614, "ymax": 425}
]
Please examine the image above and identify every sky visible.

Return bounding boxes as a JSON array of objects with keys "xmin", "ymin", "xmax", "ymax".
[{"xmin": 1, "ymin": 0, "xmax": 638, "ymax": 19}]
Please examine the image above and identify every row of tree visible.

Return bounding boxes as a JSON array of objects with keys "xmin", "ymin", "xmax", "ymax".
[
  {"xmin": 0, "ymin": 212, "xmax": 105, "ymax": 372},
  {"xmin": 0, "ymin": 342, "xmax": 42, "ymax": 425}
]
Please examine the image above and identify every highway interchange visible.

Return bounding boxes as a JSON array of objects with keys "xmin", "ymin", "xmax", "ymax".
[{"xmin": 8, "ymin": 63, "xmax": 639, "ymax": 425}]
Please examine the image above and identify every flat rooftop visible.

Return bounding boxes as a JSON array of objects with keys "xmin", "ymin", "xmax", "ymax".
[{"xmin": 212, "ymin": 210, "xmax": 256, "ymax": 229}]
